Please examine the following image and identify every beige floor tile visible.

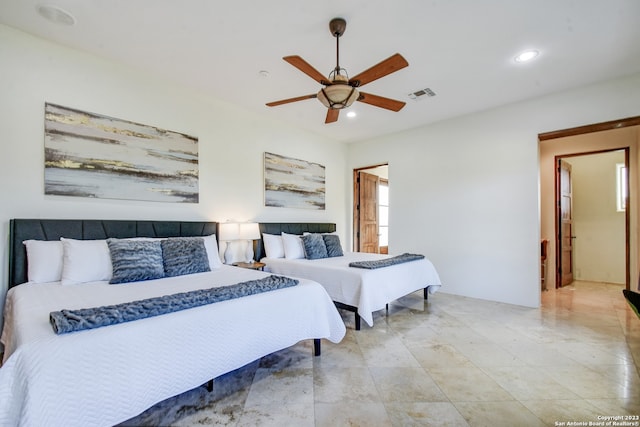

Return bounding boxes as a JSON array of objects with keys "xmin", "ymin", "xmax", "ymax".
[
  {"xmin": 257, "ymin": 341, "xmax": 314, "ymax": 370},
  {"xmin": 453, "ymin": 342, "xmax": 526, "ymax": 367},
  {"xmin": 428, "ymin": 365, "xmax": 513, "ymax": 402},
  {"xmin": 407, "ymin": 343, "xmax": 475, "ymax": 370},
  {"xmin": 385, "ymin": 402, "xmax": 470, "ymax": 427},
  {"xmin": 313, "ymin": 331, "xmax": 367, "ymax": 368},
  {"xmin": 369, "ymin": 367, "xmax": 448, "ymax": 402},
  {"xmin": 315, "ymin": 402, "xmax": 392, "ymax": 427},
  {"xmin": 519, "ymin": 399, "xmax": 604, "ymax": 426},
  {"xmin": 586, "ymin": 397, "xmax": 640, "ymax": 417},
  {"xmin": 237, "ymin": 403, "xmax": 315, "ymax": 427},
  {"xmin": 313, "ymin": 366, "xmax": 380, "ymax": 404},
  {"xmin": 499, "ymin": 341, "xmax": 581, "ymax": 366},
  {"xmin": 544, "ymin": 364, "xmax": 639, "ymax": 399},
  {"xmin": 454, "ymin": 401, "xmax": 546, "ymax": 427},
  {"xmin": 431, "ymin": 325, "xmax": 492, "ymax": 347},
  {"xmin": 466, "ymin": 321, "xmax": 529, "ymax": 345},
  {"xmin": 244, "ymin": 367, "xmax": 313, "ymax": 407},
  {"xmin": 482, "ymin": 365, "xmax": 581, "ymax": 400},
  {"xmin": 553, "ymin": 342, "xmax": 633, "ymax": 366}
]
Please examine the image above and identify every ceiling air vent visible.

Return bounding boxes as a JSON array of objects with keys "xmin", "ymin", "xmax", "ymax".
[{"xmin": 408, "ymin": 88, "xmax": 436, "ymax": 100}]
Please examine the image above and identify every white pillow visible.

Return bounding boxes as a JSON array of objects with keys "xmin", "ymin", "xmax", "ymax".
[
  {"xmin": 281, "ymin": 232, "xmax": 305, "ymax": 259},
  {"xmin": 60, "ymin": 238, "xmax": 112, "ymax": 285},
  {"xmin": 262, "ymin": 233, "xmax": 285, "ymax": 259},
  {"xmin": 23, "ymin": 240, "xmax": 64, "ymax": 284},
  {"xmin": 203, "ymin": 235, "xmax": 223, "ymax": 269}
]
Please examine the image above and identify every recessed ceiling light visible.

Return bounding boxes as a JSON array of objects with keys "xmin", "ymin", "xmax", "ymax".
[
  {"xmin": 36, "ymin": 4, "xmax": 76, "ymax": 26},
  {"xmin": 346, "ymin": 111, "xmax": 356, "ymax": 118},
  {"xmin": 258, "ymin": 70, "xmax": 270, "ymax": 78},
  {"xmin": 514, "ymin": 49, "xmax": 539, "ymax": 63}
]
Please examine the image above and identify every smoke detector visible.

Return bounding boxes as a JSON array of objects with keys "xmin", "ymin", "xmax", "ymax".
[{"xmin": 36, "ymin": 5, "xmax": 76, "ymax": 25}]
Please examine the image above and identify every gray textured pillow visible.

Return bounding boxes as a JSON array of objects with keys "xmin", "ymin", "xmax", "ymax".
[
  {"xmin": 161, "ymin": 237, "xmax": 210, "ymax": 277},
  {"xmin": 323, "ymin": 234, "xmax": 344, "ymax": 257},
  {"xmin": 301, "ymin": 233, "xmax": 328, "ymax": 260},
  {"xmin": 107, "ymin": 239, "xmax": 165, "ymax": 284}
]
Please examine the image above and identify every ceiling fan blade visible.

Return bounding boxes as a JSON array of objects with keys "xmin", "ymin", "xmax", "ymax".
[
  {"xmin": 283, "ymin": 55, "xmax": 331, "ymax": 85},
  {"xmin": 325, "ymin": 108, "xmax": 339, "ymax": 124},
  {"xmin": 349, "ymin": 53, "xmax": 409, "ymax": 87},
  {"xmin": 266, "ymin": 94, "xmax": 317, "ymax": 107},
  {"xmin": 357, "ymin": 92, "xmax": 406, "ymax": 112}
]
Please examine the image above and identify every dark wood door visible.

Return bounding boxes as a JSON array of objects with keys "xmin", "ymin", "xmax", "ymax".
[
  {"xmin": 357, "ymin": 171, "xmax": 380, "ymax": 253},
  {"xmin": 558, "ymin": 159, "xmax": 574, "ymax": 287}
]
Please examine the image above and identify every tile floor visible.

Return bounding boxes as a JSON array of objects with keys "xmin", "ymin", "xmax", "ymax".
[{"xmin": 120, "ymin": 281, "xmax": 640, "ymax": 426}]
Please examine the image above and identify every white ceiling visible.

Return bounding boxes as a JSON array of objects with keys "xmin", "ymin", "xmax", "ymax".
[{"xmin": 2, "ymin": 0, "xmax": 640, "ymax": 143}]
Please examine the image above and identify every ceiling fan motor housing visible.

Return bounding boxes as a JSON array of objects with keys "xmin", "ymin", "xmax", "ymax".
[{"xmin": 329, "ymin": 18, "xmax": 347, "ymax": 37}]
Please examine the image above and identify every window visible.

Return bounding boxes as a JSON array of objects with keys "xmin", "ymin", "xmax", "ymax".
[
  {"xmin": 378, "ymin": 180, "xmax": 389, "ymax": 247},
  {"xmin": 616, "ymin": 163, "xmax": 627, "ymax": 212}
]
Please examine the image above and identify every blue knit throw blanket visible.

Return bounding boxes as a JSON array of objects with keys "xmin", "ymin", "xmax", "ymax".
[
  {"xmin": 50, "ymin": 275, "xmax": 299, "ymax": 335},
  {"xmin": 349, "ymin": 253, "xmax": 424, "ymax": 269}
]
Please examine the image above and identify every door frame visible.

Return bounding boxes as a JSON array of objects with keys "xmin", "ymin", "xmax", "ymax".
[
  {"xmin": 554, "ymin": 148, "xmax": 629, "ymax": 289},
  {"xmin": 353, "ymin": 163, "xmax": 388, "ymax": 252}
]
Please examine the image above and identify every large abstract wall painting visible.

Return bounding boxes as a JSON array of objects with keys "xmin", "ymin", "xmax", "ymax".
[
  {"xmin": 264, "ymin": 152, "xmax": 325, "ymax": 210},
  {"xmin": 44, "ymin": 103, "xmax": 199, "ymax": 203}
]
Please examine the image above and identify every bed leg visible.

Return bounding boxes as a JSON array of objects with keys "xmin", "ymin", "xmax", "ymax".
[
  {"xmin": 205, "ymin": 379, "xmax": 214, "ymax": 392},
  {"xmin": 314, "ymin": 338, "xmax": 321, "ymax": 356},
  {"xmin": 424, "ymin": 287, "xmax": 428, "ymax": 300},
  {"xmin": 355, "ymin": 313, "xmax": 361, "ymax": 331}
]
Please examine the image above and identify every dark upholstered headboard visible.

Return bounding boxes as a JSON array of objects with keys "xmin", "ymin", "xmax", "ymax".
[
  {"xmin": 255, "ymin": 222, "xmax": 336, "ymax": 260},
  {"xmin": 9, "ymin": 219, "xmax": 218, "ymax": 288}
]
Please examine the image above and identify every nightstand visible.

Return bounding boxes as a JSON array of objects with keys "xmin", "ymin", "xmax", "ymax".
[{"xmin": 232, "ymin": 261, "xmax": 266, "ymax": 271}]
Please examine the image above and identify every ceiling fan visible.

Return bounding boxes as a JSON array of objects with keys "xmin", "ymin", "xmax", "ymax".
[{"xmin": 266, "ymin": 17, "xmax": 409, "ymax": 124}]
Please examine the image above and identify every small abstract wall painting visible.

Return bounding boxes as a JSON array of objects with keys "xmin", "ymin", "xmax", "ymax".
[
  {"xmin": 264, "ymin": 152, "xmax": 325, "ymax": 210},
  {"xmin": 44, "ymin": 103, "xmax": 199, "ymax": 203}
]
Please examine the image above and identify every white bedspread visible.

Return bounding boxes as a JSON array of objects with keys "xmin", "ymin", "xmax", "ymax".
[
  {"xmin": 261, "ymin": 252, "xmax": 442, "ymax": 327},
  {"xmin": 0, "ymin": 266, "xmax": 345, "ymax": 427}
]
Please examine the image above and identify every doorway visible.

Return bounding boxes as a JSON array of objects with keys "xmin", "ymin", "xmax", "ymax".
[
  {"xmin": 555, "ymin": 149, "xmax": 628, "ymax": 288},
  {"xmin": 353, "ymin": 164, "xmax": 388, "ymax": 253},
  {"xmin": 539, "ymin": 116, "xmax": 640, "ymax": 291}
]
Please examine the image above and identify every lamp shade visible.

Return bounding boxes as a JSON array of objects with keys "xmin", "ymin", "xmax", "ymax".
[
  {"xmin": 239, "ymin": 222, "xmax": 260, "ymax": 240},
  {"xmin": 218, "ymin": 222, "xmax": 240, "ymax": 241},
  {"xmin": 317, "ymin": 75, "xmax": 359, "ymax": 109}
]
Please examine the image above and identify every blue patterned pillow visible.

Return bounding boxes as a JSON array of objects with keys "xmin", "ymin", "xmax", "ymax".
[
  {"xmin": 323, "ymin": 234, "xmax": 344, "ymax": 257},
  {"xmin": 161, "ymin": 237, "xmax": 210, "ymax": 277},
  {"xmin": 107, "ymin": 239, "xmax": 165, "ymax": 284},
  {"xmin": 301, "ymin": 234, "xmax": 328, "ymax": 260}
]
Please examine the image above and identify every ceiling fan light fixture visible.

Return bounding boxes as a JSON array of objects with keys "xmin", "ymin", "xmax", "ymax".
[{"xmin": 317, "ymin": 84, "xmax": 359, "ymax": 109}]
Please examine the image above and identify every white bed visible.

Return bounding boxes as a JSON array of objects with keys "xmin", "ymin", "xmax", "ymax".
[
  {"xmin": 261, "ymin": 251, "xmax": 442, "ymax": 328},
  {"xmin": 0, "ymin": 267, "xmax": 345, "ymax": 427},
  {"xmin": 0, "ymin": 219, "xmax": 346, "ymax": 427}
]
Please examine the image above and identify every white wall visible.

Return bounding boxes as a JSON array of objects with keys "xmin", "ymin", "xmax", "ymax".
[
  {"xmin": 347, "ymin": 72, "xmax": 640, "ymax": 307},
  {"xmin": 0, "ymin": 25, "xmax": 348, "ymax": 313},
  {"xmin": 566, "ymin": 151, "xmax": 626, "ymax": 284}
]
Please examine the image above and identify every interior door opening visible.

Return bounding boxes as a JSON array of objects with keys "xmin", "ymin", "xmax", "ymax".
[
  {"xmin": 353, "ymin": 164, "xmax": 388, "ymax": 253},
  {"xmin": 554, "ymin": 148, "xmax": 629, "ymax": 289},
  {"xmin": 539, "ymin": 117, "xmax": 639, "ymax": 295}
]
